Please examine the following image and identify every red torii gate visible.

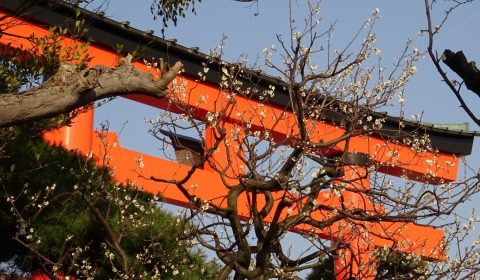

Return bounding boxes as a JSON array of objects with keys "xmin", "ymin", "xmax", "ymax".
[
  {"xmin": 1, "ymin": 1, "xmax": 476, "ymax": 279},
  {"xmin": 46, "ymin": 113, "xmax": 448, "ymax": 279}
]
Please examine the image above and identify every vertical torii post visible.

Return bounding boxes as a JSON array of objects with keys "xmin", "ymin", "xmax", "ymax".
[{"xmin": 331, "ymin": 153, "xmax": 377, "ymax": 279}]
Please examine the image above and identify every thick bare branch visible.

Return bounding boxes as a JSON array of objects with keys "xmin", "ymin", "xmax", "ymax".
[
  {"xmin": 0, "ymin": 60, "xmax": 183, "ymax": 127},
  {"xmin": 442, "ymin": 49, "xmax": 480, "ymax": 96}
]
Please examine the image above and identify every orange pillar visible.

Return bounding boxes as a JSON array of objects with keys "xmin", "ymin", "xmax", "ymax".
[
  {"xmin": 334, "ymin": 153, "xmax": 377, "ymax": 280},
  {"xmin": 31, "ymin": 270, "xmax": 76, "ymax": 280},
  {"xmin": 43, "ymin": 108, "xmax": 94, "ymax": 153}
]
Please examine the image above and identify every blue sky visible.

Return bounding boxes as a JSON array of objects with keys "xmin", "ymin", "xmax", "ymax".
[{"xmin": 92, "ymin": 0, "xmax": 480, "ymax": 276}]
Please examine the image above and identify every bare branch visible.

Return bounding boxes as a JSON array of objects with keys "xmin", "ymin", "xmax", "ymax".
[{"xmin": 0, "ymin": 59, "xmax": 183, "ymax": 127}]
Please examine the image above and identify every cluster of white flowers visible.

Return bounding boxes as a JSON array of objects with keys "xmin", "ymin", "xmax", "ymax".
[
  {"xmin": 205, "ymin": 111, "xmax": 219, "ymax": 127},
  {"xmin": 197, "ymin": 62, "xmax": 210, "ymax": 81},
  {"xmin": 258, "ymin": 84, "xmax": 276, "ymax": 100}
]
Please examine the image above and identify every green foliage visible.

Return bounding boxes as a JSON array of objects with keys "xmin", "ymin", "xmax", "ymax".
[
  {"xmin": 0, "ymin": 47, "xmax": 44, "ymax": 93},
  {"xmin": 149, "ymin": 0, "xmax": 257, "ymax": 34},
  {"xmin": 0, "ymin": 9, "xmax": 91, "ymax": 83},
  {"xmin": 0, "ymin": 129, "xmax": 217, "ymax": 278},
  {"xmin": 150, "ymin": 0, "xmax": 202, "ymax": 34}
]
